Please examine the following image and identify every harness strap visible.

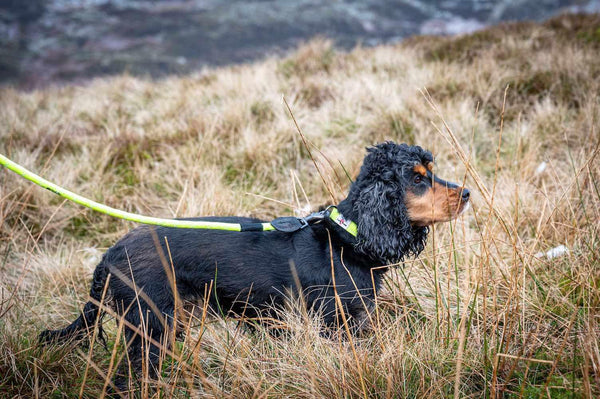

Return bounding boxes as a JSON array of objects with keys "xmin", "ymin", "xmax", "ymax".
[{"xmin": 326, "ymin": 206, "xmax": 358, "ymax": 237}]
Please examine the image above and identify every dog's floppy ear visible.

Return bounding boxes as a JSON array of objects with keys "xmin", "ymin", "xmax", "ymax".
[{"xmin": 354, "ymin": 179, "xmax": 428, "ymax": 264}]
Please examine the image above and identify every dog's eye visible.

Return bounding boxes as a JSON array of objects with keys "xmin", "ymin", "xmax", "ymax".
[{"xmin": 414, "ymin": 175, "xmax": 423, "ymax": 184}]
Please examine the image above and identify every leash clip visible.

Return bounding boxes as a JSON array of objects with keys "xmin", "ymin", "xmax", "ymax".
[
  {"xmin": 270, "ymin": 210, "xmax": 327, "ymax": 233},
  {"xmin": 304, "ymin": 210, "xmax": 327, "ymax": 224},
  {"xmin": 270, "ymin": 216, "xmax": 308, "ymax": 233}
]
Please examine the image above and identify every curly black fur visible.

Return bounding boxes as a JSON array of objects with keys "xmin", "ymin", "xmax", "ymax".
[
  {"xmin": 338, "ymin": 142, "xmax": 432, "ymax": 263},
  {"xmin": 39, "ymin": 142, "xmax": 460, "ymax": 391}
]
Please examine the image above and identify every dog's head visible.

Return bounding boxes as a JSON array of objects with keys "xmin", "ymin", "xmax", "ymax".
[
  {"xmin": 344, "ymin": 142, "xmax": 470, "ymax": 263},
  {"xmin": 402, "ymin": 151, "xmax": 470, "ymax": 227}
]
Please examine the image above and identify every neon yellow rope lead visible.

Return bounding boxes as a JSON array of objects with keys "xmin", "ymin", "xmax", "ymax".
[{"xmin": 0, "ymin": 153, "xmax": 275, "ymax": 231}]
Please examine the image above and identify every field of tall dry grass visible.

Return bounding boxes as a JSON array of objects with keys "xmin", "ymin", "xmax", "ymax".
[{"xmin": 1, "ymin": 13, "xmax": 599, "ymax": 398}]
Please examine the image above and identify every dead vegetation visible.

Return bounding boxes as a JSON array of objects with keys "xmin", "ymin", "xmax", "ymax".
[{"xmin": 0, "ymin": 13, "xmax": 599, "ymax": 398}]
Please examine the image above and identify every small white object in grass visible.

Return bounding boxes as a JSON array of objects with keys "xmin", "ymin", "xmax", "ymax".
[
  {"xmin": 535, "ymin": 245, "xmax": 569, "ymax": 259},
  {"xmin": 535, "ymin": 161, "xmax": 547, "ymax": 175},
  {"xmin": 80, "ymin": 247, "xmax": 102, "ymax": 265}
]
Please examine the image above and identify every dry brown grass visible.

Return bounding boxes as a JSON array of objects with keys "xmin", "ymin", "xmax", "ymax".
[{"xmin": 1, "ymin": 13, "xmax": 599, "ymax": 398}]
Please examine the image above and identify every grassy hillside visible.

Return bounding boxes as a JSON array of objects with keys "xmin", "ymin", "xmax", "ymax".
[{"xmin": 1, "ymin": 13, "xmax": 599, "ymax": 398}]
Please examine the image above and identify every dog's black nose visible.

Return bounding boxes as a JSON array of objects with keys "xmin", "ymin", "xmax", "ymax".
[{"xmin": 461, "ymin": 188, "xmax": 470, "ymax": 202}]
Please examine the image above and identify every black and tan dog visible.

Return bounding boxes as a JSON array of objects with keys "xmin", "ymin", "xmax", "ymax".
[{"xmin": 40, "ymin": 142, "xmax": 469, "ymax": 388}]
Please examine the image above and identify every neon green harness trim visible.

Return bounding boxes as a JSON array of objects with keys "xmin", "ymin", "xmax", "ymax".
[
  {"xmin": 328, "ymin": 207, "xmax": 358, "ymax": 237},
  {"xmin": 0, "ymin": 153, "xmax": 276, "ymax": 231}
]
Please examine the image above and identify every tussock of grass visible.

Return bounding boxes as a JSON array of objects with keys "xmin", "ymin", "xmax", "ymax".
[{"xmin": 1, "ymin": 13, "xmax": 599, "ymax": 398}]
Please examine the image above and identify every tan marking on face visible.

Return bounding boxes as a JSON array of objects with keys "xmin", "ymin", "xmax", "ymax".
[
  {"xmin": 405, "ymin": 182, "xmax": 469, "ymax": 227},
  {"xmin": 413, "ymin": 164, "xmax": 427, "ymax": 176},
  {"xmin": 426, "ymin": 162, "xmax": 434, "ymax": 172}
]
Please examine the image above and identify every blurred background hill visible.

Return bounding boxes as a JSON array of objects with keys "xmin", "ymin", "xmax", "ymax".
[{"xmin": 1, "ymin": 0, "xmax": 599, "ymax": 88}]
